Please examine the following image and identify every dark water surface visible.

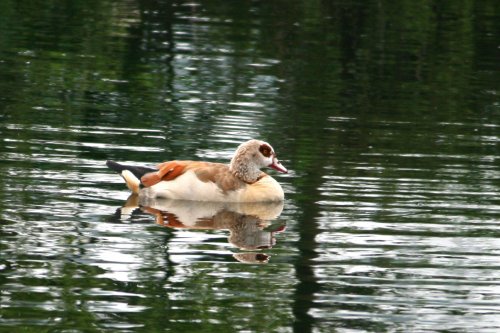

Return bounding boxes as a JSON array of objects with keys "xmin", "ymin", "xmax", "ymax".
[{"xmin": 1, "ymin": 1, "xmax": 499, "ymax": 332}]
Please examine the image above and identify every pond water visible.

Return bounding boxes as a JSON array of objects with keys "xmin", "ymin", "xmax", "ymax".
[{"xmin": 0, "ymin": 1, "xmax": 499, "ymax": 332}]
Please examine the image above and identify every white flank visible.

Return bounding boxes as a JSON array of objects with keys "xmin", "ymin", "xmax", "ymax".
[{"xmin": 140, "ymin": 170, "xmax": 284, "ymax": 202}]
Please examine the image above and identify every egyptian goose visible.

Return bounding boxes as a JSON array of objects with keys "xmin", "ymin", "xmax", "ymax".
[{"xmin": 106, "ymin": 139, "xmax": 287, "ymax": 202}]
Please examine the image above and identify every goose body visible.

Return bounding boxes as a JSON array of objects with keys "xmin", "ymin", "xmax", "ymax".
[{"xmin": 106, "ymin": 139, "xmax": 287, "ymax": 202}]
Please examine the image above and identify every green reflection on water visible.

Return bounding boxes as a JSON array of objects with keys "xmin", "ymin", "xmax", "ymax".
[{"xmin": 0, "ymin": 0, "xmax": 498, "ymax": 332}]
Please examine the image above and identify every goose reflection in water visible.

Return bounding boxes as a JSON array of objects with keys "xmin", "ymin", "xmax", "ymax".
[{"xmin": 119, "ymin": 195, "xmax": 286, "ymax": 263}]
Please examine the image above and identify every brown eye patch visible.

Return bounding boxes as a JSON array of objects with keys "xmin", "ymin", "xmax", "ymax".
[{"xmin": 259, "ymin": 144, "xmax": 272, "ymax": 157}]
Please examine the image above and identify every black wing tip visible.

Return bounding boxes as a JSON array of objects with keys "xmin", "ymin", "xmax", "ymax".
[
  {"xmin": 106, "ymin": 160, "xmax": 124, "ymax": 173},
  {"xmin": 106, "ymin": 160, "xmax": 157, "ymax": 178}
]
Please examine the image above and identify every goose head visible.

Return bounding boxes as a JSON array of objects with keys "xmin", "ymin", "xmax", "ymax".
[{"xmin": 229, "ymin": 139, "xmax": 287, "ymax": 183}]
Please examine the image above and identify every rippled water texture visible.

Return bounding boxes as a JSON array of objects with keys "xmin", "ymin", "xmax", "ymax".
[{"xmin": 0, "ymin": 1, "xmax": 499, "ymax": 332}]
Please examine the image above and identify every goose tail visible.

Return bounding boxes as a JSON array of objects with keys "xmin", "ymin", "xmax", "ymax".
[{"xmin": 106, "ymin": 160, "xmax": 156, "ymax": 194}]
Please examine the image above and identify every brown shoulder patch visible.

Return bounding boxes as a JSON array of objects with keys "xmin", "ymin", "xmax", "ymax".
[
  {"xmin": 141, "ymin": 161, "xmax": 187, "ymax": 187},
  {"xmin": 141, "ymin": 172, "xmax": 161, "ymax": 187},
  {"xmin": 161, "ymin": 164, "xmax": 186, "ymax": 181}
]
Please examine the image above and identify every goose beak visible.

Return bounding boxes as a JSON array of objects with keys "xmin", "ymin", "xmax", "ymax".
[{"xmin": 269, "ymin": 157, "xmax": 288, "ymax": 174}]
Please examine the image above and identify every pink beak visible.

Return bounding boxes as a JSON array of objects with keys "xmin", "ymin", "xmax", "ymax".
[{"xmin": 269, "ymin": 157, "xmax": 288, "ymax": 174}]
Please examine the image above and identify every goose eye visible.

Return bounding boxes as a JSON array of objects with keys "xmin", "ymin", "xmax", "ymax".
[{"xmin": 259, "ymin": 144, "xmax": 272, "ymax": 157}]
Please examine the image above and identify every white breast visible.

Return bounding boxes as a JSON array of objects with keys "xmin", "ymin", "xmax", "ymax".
[{"xmin": 238, "ymin": 176, "xmax": 284, "ymax": 202}]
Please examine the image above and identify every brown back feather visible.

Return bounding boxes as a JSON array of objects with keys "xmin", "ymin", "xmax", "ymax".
[{"xmin": 142, "ymin": 160, "xmax": 267, "ymax": 192}]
